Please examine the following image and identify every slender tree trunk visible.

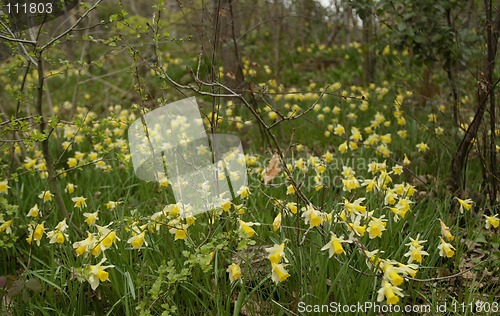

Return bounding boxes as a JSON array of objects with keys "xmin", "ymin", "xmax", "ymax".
[
  {"xmin": 450, "ymin": 0, "xmax": 500, "ymax": 201},
  {"xmin": 273, "ymin": 0, "xmax": 283, "ymax": 79},
  {"xmin": 445, "ymin": 8, "xmax": 460, "ymax": 126},
  {"xmin": 220, "ymin": 0, "xmax": 244, "ymax": 91},
  {"xmin": 362, "ymin": 13, "xmax": 375, "ymax": 84},
  {"xmin": 486, "ymin": 0, "xmax": 498, "ymax": 206}
]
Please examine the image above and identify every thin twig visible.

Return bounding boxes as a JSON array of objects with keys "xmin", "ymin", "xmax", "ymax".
[{"xmin": 406, "ymin": 259, "xmax": 491, "ymax": 282}]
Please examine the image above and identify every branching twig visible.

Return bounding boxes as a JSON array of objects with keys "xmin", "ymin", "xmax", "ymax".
[
  {"xmin": 40, "ymin": 0, "xmax": 105, "ymax": 51},
  {"xmin": 406, "ymin": 259, "xmax": 491, "ymax": 282}
]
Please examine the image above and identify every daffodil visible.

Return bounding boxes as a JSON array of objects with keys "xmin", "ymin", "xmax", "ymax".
[
  {"xmin": 344, "ymin": 198, "xmax": 367, "ymax": 214},
  {"xmin": 286, "ymin": 202, "xmax": 297, "ymax": 214},
  {"xmin": 237, "ymin": 185, "xmax": 250, "ymax": 199},
  {"xmin": 342, "ymin": 176, "xmax": 360, "ymax": 192},
  {"xmin": 185, "ymin": 215, "xmax": 196, "ymax": 226},
  {"xmin": 334, "ymin": 124, "xmax": 345, "ymax": 136},
  {"xmin": 403, "ymin": 154, "xmax": 411, "ymax": 166},
  {"xmin": 323, "ymin": 151, "xmax": 333, "ymax": 163},
  {"xmin": 24, "ymin": 157, "xmax": 37, "ymax": 169},
  {"xmin": 48, "ymin": 230, "xmax": 66, "ymax": 244},
  {"xmin": 377, "ymin": 281, "xmax": 404, "ymax": 305},
  {"xmin": 73, "ymin": 232, "xmax": 96, "ymax": 256},
  {"xmin": 392, "ymin": 165, "xmax": 403, "ymax": 175},
  {"xmin": 0, "ymin": 180, "xmax": 10, "ymax": 194},
  {"xmin": 234, "ymin": 204, "xmax": 246, "ymax": 215},
  {"xmin": 220, "ymin": 199, "xmax": 232, "ymax": 212},
  {"xmin": 286, "ymin": 184, "xmax": 295, "ymax": 195},
  {"xmin": 439, "ymin": 219, "xmax": 454, "ymax": 241},
  {"xmin": 26, "ymin": 223, "xmax": 44, "ymax": 246},
  {"xmin": 0, "ymin": 219, "xmax": 13, "ymax": 234},
  {"xmin": 273, "ymin": 212, "xmax": 282, "ymax": 231},
  {"xmin": 455, "ymin": 197, "xmax": 473, "ymax": 213},
  {"xmin": 381, "ymin": 262, "xmax": 405, "ymax": 286},
  {"xmin": 266, "ymin": 243, "xmax": 286, "ymax": 264},
  {"xmin": 377, "ymin": 171, "xmax": 392, "ymax": 189},
  {"xmin": 86, "ymin": 258, "xmax": 114, "ymax": 290},
  {"xmin": 72, "ymin": 196, "xmax": 87, "ymax": 210},
  {"xmin": 227, "ymin": 263, "xmax": 242, "ymax": 283},
  {"xmin": 127, "ymin": 231, "xmax": 147, "ymax": 249},
  {"xmin": 367, "ymin": 216, "xmax": 387, "ymax": 239},
  {"xmin": 301, "ymin": 205, "xmax": 323, "ymax": 228},
  {"xmin": 96, "ymin": 225, "xmax": 120, "ymax": 251},
  {"xmin": 484, "ymin": 214, "xmax": 499, "ymax": 229},
  {"xmin": 158, "ymin": 173, "xmax": 169, "ymax": 187},
  {"xmin": 403, "ymin": 247, "xmax": 429, "ymax": 264},
  {"xmin": 338, "ymin": 141, "xmax": 348, "ymax": 153},
  {"xmin": 405, "ymin": 234, "xmax": 427, "ymax": 249},
  {"xmin": 65, "ymin": 183, "xmax": 77, "ymax": 194},
  {"xmin": 197, "ymin": 145, "xmax": 208, "ymax": 155},
  {"xmin": 239, "ymin": 220, "xmax": 257, "ymax": 238},
  {"xmin": 321, "ymin": 233, "xmax": 351, "ymax": 257},
  {"xmin": 169, "ymin": 225, "xmax": 188, "ymax": 240},
  {"xmin": 389, "ymin": 198, "xmax": 412, "ymax": 221},
  {"xmin": 105, "ymin": 201, "xmax": 120, "ymax": 210},
  {"xmin": 38, "ymin": 190, "xmax": 53, "ymax": 202},
  {"xmin": 67, "ymin": 157, "xmax": 78, "ymax": 168},
  {"xmin": 83, "ymin": 211, "xmax": 99, "ymax": 225},
  {"xmin": 271, "ymin": 263, "xmax": 290, "ymax": 284},
  {"xmin": 46, "ymin": 220, "xmax": 69, "ymax": 244},
  {"xmin": 27, "ymin": 204, "xmax": 41, "ymax": 218},
  {"xmin": 416, "ymin": 142, "xmax": 429, "ymax": 153},
  {"xmin": 438, "ymin": 237, "xmax": 455, "ymax": 258},
  {"xmin": 362, "ymin": 178, "xmax": 377, "ymax": 192},
  {"xmin": 346, "ymin": 215, "xmax": 366, "ymax": 237},
  {"xmin": 396, "ymin": 262, "xmax": 418, "ymax": 278}
]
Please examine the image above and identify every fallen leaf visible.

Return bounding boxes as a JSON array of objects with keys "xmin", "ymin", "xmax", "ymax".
[{"xmin": 263, "ymin": 153, "xmax": 281, "ymax": 184}]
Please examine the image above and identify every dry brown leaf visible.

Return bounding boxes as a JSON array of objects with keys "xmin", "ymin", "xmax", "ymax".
[
  {"xmin": 461, "ymin": 271, "xmax": 475, "ymax": 280},
  {"xmin": 263, "ymin": 153, "xmax": 281, "ymax": 184}
]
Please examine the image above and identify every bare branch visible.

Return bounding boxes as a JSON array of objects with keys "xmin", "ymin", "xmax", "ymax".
[
  {"xmin": 0, "ymin": 33, "xmax": 36, "ymax": 45},
  {"xmin": 40, "ymin": 0, "xmax": 105, "ymax": 51}
]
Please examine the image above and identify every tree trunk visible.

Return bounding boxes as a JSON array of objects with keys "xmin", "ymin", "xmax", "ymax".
[
  {"xmin": 450, "ymin": 0, "xmax": 500, "ymax": 203},
  {"xmin": 362, "ymin": 14, "xmax": 375, "ymax": 84}
]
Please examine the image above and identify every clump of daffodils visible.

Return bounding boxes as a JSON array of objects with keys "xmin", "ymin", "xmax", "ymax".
[
  {"xmin": 372, "ymin": 255, "xmax": 417, "ymax": 304},
  {"xmin": 265, "ymin": 243, "xmax": 290, "ymax": 284},
  {"xmin": 46, "ymin": 219, "xmax": 69, "ymax": 244},
  {"xmin": 403, "ymin": 234, "xmax": 429, "ymax": 264}
]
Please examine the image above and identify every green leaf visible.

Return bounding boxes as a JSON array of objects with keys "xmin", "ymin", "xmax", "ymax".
[
  {"xmin": 124, "ymin": 271, "xmax": 136, "ymax": 300},
  {"xmin": 7, "ymin": 279, "xmax": 24, "ymax": 298},
  {"xmin": 25, "ymin": 278, "xmax": 42, "ymax": 292}
]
